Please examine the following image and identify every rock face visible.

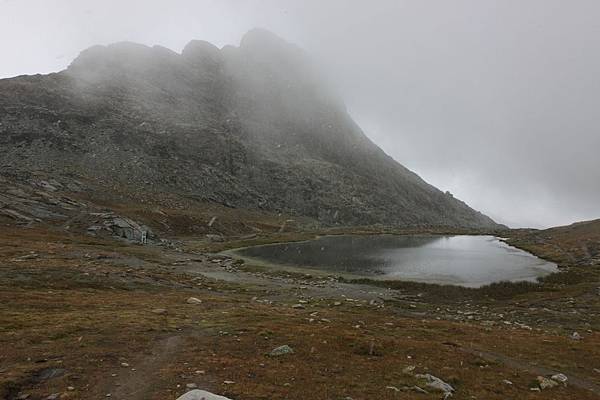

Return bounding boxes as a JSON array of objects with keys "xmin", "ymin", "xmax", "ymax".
[{"xmin": 0, "ymin": 29, "xmax": 502, "ymax": 229}]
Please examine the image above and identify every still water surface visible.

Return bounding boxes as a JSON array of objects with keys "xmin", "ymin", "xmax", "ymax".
[{"xmin": 234, "ymin": 235, "xmax": 557, "ymax": 287}]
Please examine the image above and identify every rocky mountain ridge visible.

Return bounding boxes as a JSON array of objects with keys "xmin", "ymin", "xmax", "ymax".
[{"xmin": 0, "ymin": 29, "xmax": 502, "ymax": 230}]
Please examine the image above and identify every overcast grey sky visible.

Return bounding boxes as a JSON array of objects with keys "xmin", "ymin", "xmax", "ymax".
[{"xmin": 1, "ymin": 0, "xmax": 599, "ymax": 228}]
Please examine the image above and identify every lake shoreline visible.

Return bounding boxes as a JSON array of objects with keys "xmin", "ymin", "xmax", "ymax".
[{"xmin": 225, "ymin": 234, "xmax": 557, "ymax": 288}]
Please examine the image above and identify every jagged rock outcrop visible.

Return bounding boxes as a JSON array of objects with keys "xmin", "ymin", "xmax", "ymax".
[{"xmin": 0, "ymin": 29, "xmax": 502, "ymax": 229}]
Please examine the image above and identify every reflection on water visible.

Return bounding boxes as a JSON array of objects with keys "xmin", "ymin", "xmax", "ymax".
[{"xmin": 234, "ymin": 235, "xmax": 558, "ymax": 287}]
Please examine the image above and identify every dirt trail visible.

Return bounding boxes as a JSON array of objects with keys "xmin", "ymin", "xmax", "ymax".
[{"xmin": 103, "ymin": 335, "xmax": 185, "ymax": 400}]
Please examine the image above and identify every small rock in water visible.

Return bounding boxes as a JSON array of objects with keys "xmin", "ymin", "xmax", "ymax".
[
  {"xmin": 291, "ymin": 304, "xmax": 305, "ymax": 309},
  {"xmin": 537, "ymin": 376, "xmax": 559, "ymax": 390},
  {"xmin": 186, "ymin": 383, "xmax": 198, "ymax": 389},
  {"xmin": 186, "ymin": 297, "xmax": 202, "ymax": 305},
  {"xmin": 151, "ymin": 308, "xmax": 167, "ymax": 314},
  {"xmin": 176, "ymin": 390, "xmax": 232, "ymax": 400},
  {"xmin": 570, "ymin": 331, "xmax": 582, "ymax": 340},
  {"xmin": 502, "ymin": 379, "xmax": 513, "ymax": 385},
  {"xmin": 269, "ymin": 345, "xmax": 294, "ymax": 357},
  {"xmin": 45, "ymin": 395, "xmax": 60, "ymax": 400}
]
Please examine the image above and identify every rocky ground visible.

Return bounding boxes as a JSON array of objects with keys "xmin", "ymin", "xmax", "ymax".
[
  {"xmin": 1, "ymin": 175, "xmax": 600, "ymax": 399},
  {"xmin": 1, "ymin": 215, "xmax": 600, "ymax": 400}
]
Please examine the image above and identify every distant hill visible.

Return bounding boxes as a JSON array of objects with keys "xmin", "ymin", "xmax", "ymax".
[
  {"xmin": 509, "ymin": 219, "xmax": 600, "ymax": 266},
  {"xmin": 0, "ymin": 29, "xmax": 502, "ymax": 230}
]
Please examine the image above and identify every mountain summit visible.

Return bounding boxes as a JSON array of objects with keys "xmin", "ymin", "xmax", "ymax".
[{"xmin": 0, "ymin": 30, "xmax": 501, "ymax": 229}]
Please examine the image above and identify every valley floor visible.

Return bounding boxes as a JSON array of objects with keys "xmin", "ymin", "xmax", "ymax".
[{"xmin": 1, "ymin": 225, "xmax": 600, "ymax": 400}]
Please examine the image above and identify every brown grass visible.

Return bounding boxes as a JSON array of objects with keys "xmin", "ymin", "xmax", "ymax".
[{"xmin": 2, "ymin": 223, "xmax": 600, "ymax": 399}]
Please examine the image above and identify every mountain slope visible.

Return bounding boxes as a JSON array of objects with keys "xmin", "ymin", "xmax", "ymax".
[
  {"xmin": 509, "ymin": 219, "xmax": 600, "ymax": 266},
  {"xmin": 0, "ymin": 29, "xmax": 502, "ymax": 229}
]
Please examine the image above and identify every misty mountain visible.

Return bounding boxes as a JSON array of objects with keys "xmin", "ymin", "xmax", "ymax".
[{"xmin": 0, "ymin": 29, "xmax": 502, "ymax": 229}]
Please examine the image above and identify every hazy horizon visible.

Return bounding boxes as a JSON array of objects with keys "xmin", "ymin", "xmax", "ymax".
[{"xmin": 2, "ymin": 0, "xmax": 599, "ymax": 229}]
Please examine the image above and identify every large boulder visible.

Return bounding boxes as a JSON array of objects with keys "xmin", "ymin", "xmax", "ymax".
[{"xmin": 176, "ymin": 389, "xmax": 232, "ymax": 400}]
